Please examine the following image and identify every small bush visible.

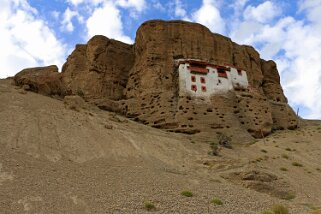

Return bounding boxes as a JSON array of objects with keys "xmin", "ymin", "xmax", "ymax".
[
  {"xmin": 292, "ymin": 162, "xmax": 303, "ymax": 167},
  {"xmin": 181, "ymin": 191, "xmax": 193, "ymax": 197},
  {"xmin": 263, "ymin": 204, "xmax": 289, "ymax": 214},
  {"xmin": 211, "ymin": 197, "xmax": 223, "ymax": 205},
  {"xmin": 217, "ymin": 133, "xmax": 232, "ymax": 149},
  {"xmin": 284, "ymin": 192, "xmax": 296, "ymax": 200},
  {"xmin": 261, "ymin": 149, "xmax": 268, "ymax": 153},
  {"xmin": 281, "ymin": 154, "xmax": 289, "ymax": 159},
  {"xmin": 280, "ymin": 167, "xmax": 288, "ymax": 171},
  {"xmin": 144, "ymin": 201, "xmax": 156, "ymax": 211},
  {"xmin": 272, "ymin": 204, "xmax": 289, "ymax": 214},
  {"xmin": 312, "ymin": 209, "xmax": 321, "ymax": 214},
  {"xmin": 209, "ymin": 142, "xmax": 219, "ymax": 156},
  {"xmin": 76, "ymin": 89, "xmax": 84, "ymax": 97},
  {"xmin": 285, "ymin": 148, "xmax": 292, "ymax": 151}
]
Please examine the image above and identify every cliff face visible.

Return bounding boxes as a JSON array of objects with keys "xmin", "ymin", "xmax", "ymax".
[
  {"xmin": 14, "ymin": 20, "xmax": 298, "ymax": 141},
  {"xmin": 62, "ymin": 35, "xmax": 135, "ymax": 101}
]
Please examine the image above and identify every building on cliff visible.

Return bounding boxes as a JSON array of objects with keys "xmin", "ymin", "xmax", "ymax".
[
  {"xmin": 177, "ymin": 59, "xmax": 249, "ymax": 97},
  {"xmin": 13, "ymin": 20, "xmax": 299, "ymax": 141}
]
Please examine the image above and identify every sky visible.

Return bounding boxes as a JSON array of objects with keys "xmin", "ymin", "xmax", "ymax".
[{"xmin": 1, "ymin": 0, "xmax": 321, "ymax": 119}]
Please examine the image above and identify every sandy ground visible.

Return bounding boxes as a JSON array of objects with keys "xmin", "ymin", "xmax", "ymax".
[{"xmin": 0, "ymin": 78, "xmax": 320, "ymax": 214}]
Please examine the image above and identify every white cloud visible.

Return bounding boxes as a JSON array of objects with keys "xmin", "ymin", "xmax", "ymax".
[
  {"xmin": 229, "ymin": 0, "xmax": 321, "ymax": 119},
  {"xmin": 67, "ymin": 0, "xmax": 86, "ymax": 6},
  {"xmin": 116, "ymin": 0, "xmax": 146, "ymax": 12},
  {"xmin": 86, "ymin": 1, "xmax": 133, "ymax": 44},
  {"xmin": 174, "ymin": 0, "xmax": 187, "ymax": 18},
  {"xmin": 0, "ymin": 0, "xmax": 66, "ymax": 78},
  {"xmin": 191, "ymin": 0, "xmax": 225, "ymax": 34},
  {"xmin": 152, "ymin": 0, "xmax": 166, "ymax": 12},
  {"xmin": 244, "ymin": 1, "xmax": 281, "ymax": 23},
  {"xmin": 61, "ymin": 8, "xmax": 79, "ymax": 32}
]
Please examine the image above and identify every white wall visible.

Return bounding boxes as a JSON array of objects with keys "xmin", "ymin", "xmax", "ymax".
[
  {"xmin": 178, "ymin": 62, "xmax": 249, "ymax": 97},
  {"xmin": 229, "ymin": 67, "xmax": 249, "ymax": 89}
]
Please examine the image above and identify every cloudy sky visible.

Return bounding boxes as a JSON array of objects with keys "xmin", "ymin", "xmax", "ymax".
[{"xmin": 1, "ymin": 0, "xmax": 321, "ymax": 119}]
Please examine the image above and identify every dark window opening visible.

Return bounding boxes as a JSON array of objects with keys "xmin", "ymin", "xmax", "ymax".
[
  {"xmin": 200, "ymin": 77, "xmax": 206, "ymax": 84},
  {"xmin": 217, "ymin": 68, "xmax": 227, "ymax": 78},
  {"xmin": 191, "ymin": 76, "xmax": 196, "ymax": 82},
  {"xmin": 191, "ymin": 85, "xmax": 197, "ymax": 91},
  {"xmin": 237, "ymin": 69, "xmax": 242, "ymax": 75},
  {"xmin": 201, "ymin": 86, "xmax": 207, "ymax": 92}
]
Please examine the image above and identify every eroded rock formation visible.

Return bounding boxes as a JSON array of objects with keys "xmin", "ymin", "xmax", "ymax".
[{"xmin": 14, "ymin": 20, "xmax": 298, "ymax": 141}]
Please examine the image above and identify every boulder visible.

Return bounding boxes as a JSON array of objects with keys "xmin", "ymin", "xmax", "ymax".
[{"xmin": 14, "ymin": 65, "xmax": 65, "ymax": 96}]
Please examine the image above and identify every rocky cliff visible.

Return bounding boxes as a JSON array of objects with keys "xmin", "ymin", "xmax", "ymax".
[{"xmin": 14, "ymin": 20, "xmax": 298, "ymax": 141}]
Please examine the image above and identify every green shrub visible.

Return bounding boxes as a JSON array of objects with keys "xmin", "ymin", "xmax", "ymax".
[
  {"xmin": 181, "ymin": 190, "xmax": 193, "ymax": 197},
  {"xmin": 311, "ymin": 209, "xmax": 321, "ymax": 214},
  {"xmin": 284, "ymin": 192, "xmax": 296, "ymax": 200},
  {"xmin": 272, "ymin": 204, "xmax": 289, "ymax": 214},
  {"xmin": 209, "ymin": 142, "xmax": 219, "ymax": 156},
  {"xmin": 262, "ymin": 211, "xmax": 274, "ymax": 214},
  {"xmin": 292, "ymin": 162, "xmax": 303, "ymax": 167},
  {"xmin": 263, "ymin": 204, "xmax": 289, "ymax": 214},
  {"xmin": 280, "ymin": 167, "xmax": 288, "ymax": 171},
  {"xmin": 281, "ymin": 154, "xmax": 289, "ymax": 159},
  {"xmin": 144, "ymin": 201, "xmax": 156, "ymax": 211},
  {"xmin": 211, "ymin": 197, "xmax": 223, "ymax": 205},
  {"xmin": 261, "ymin": 149, "xmax": 268, "ymax": 153}
]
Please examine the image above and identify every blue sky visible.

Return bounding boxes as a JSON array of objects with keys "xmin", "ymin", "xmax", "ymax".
[{"xmin": 1, "ymin": 0, "xmax": 321, "ymax": 119}]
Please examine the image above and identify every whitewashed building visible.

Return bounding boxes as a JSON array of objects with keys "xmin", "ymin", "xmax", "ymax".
[{"xmin": 177, "ymin": 59, "xmax": 248, "ymax": 97}]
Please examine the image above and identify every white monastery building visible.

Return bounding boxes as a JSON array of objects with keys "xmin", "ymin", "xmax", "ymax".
[{"xmin": 176, "ymin": 59, "xmax": 249, "ymax": 97}]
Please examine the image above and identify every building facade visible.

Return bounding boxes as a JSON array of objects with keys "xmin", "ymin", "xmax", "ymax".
[{"xmin": 177, "ymin": 59, "xmax": 249, "ymax": 97}]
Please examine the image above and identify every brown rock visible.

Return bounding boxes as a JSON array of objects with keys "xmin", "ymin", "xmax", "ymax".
[
  {"xmin": 64, "ymin": 95, "xmax": 85, "ymax": 111},
  {"xmin": 14, "ymin": 65, "xmax": 65, "ymax": 96},
  {"xmin": 14, "ymin": 20, "xmax": 298, "ymax": 141},
  {"xmin": 61, "ymin": 35, "xmax": 135, "ymax": 101}
]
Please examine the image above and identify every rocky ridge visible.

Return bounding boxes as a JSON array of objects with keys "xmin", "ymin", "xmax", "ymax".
[{"xmin": 13, "ymin": 20, "xmax": 298, "ymax": 141}]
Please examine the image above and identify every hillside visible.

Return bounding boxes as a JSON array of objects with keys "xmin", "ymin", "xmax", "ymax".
[{"xmin": 1, "ymin": 78, "xmax": 321, "ymax": 213}]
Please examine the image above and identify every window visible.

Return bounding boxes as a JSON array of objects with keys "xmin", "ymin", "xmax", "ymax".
[
  {"xmin": 191, "ymin": 85, "xmax": 197, "ymax": 91},
  {"xmin": 200, "ymin": 77, "xmax": 206, "ymax": 84},
  {"xmin": 217, "ymin": 69, "xmax": 227, "ymax": 78},
  {"xmin": 237, "ymin": 69, "xmax": 242, "ymax": 75},
  {"xmin": 191, "ymin": 76, "xmax": 196, "ymax": 82},
  {"xmin": 201, "ymin": 86, "xmax": 207, "ymax": 92}
]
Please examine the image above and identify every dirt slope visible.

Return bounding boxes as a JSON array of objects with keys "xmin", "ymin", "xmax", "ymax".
[{"xmin": 0, "ymin": 79, "xmax": 320, "ymax": 214}]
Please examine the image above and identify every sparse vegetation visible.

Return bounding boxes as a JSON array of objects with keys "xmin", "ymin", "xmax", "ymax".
[
  {"xmin": 280, "ymin": 167, "xmax": 288, "ymax": 171},
  {"xmin": 209, "ymin": 142, "xmax": 219, "ymax": 156},
  {"xmin": 284, "ymin": 192, "xmax": 296, "ymax": 200},
  {"xmin": 292, "ymin": 162, "xmax": 303, "ymax": 167},
  {"xmin": 211, "ymin": 197, "xmax": 223, "ymax": 205},
  {"xmin": 281, "ymin": 154, "xmax": 289, "ymax": 159},
  {"xmin": 217, "ymin": 132, "xmax": 232, "ymax": 149},
  {"xmin": 76, "ymin": 89, "xmax": 84, "ymax": 97},
  {"xmin": 144, "ymin": 201, "xmax": 156, "ymax": 211},
  {"xmin": 181, "ymin": 190, "xmax": 193, "ymax": 197},
  {"xmin": 285, "ymin": 148, "xmax": 292, "ymax": 151},
  {"xmin": 311, "ymin": 209, "xmax": 321, "ymax": 214},
  {"xmin": 263, "ymin": 204, "xmax": 289, "ymax": 214},
  {"xmin": 261, "ymin": 149, "xmax": 268, "ymax": 153}
]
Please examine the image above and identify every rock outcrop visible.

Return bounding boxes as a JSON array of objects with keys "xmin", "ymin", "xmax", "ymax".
[
  {"xmin": 14, "ymin": 20, "xmax": 298, "ymax": 141},
  {"xmin": 14, "ymin": 65, "xmax": 65, "ymax": 96},
  {"xmin": 61, "ymin": 35, "xmax": 134, "ymax": 101}
]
